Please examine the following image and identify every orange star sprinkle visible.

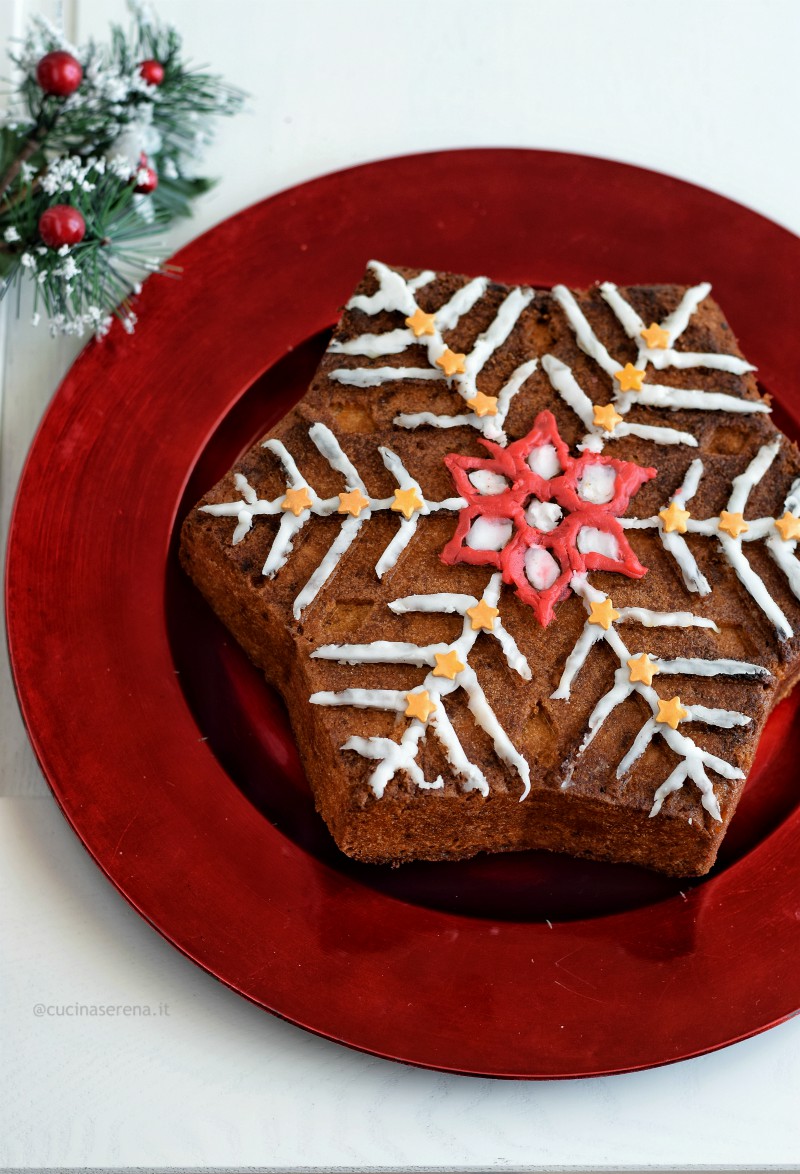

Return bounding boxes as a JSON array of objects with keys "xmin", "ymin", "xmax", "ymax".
[
  {"xmin": 435, "ymin": 347, "xmax": 467, "ymax": 378},
  {"xmin": 659, "ymin": 501, "xmax": 690, "ymax": 534},
  {"xmin": 774, "ymin": 511, "xmax": 800, "ymax": 542},
  {"xmin": 640, "ymin": 322, "xmax": 670, "ymax": 350},
  {"xmin": 337, "ymin": 488, "xmax": 370, "ymax": 517},
  {"xmin": 613, "ymin": 362, "xmax": 646, "ymax": 392},
  {"xmin": 627, "ymin": 653, "xmax": 660, "ymax": 687},
  {"xmin": 718, "ymin": 511, "xmax": 749, "ymax": 539},
  {"xmin": 433, "ymin": 649, "xmax": 465, "ymax": 680},
  {"xmin": 391, "ymin": 486, "xmax": 423, "ymax": 520},
  {"xmin": 405, "ymin": 307, "xmax": 437, "ymax": 338},
  {"xmin": 588, "ymin": 598, "xmax": 620, "ymax": 630},
  {"xmin": 656, "ymin": 696, "xmax": 689, "ymax": 729},
  {"xmin": 466, "ymin": 391, "xmax": 498, "ymax": 417},
  {"xmin": 405, "ymin": 690, "xmax": 436, "ymax": 722},
  {"xmin": 466, "ymin": 599, "xmax": 499, "ymax": 631},
  {"xmin": 281, "ymin": 486, "xmax": 313, "ymax": 516},
  {"xmin": 593, "ymin": 403, "xmax": 623, "ymax": 433}
]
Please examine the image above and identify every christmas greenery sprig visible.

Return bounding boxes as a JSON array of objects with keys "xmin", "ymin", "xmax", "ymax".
[{"xmin": 0, "ymin": 1, "xmax": 244, "ymax": 337}]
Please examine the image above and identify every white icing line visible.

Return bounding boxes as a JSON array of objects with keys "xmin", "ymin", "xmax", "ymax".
[
  {"xmin": 718, "ymin": 534, "xmax": 793, "ymax": 640},
  {"xmin": 329, "ymin": 366, "xmax": 443, "ymax": 387},
  {"xmin": 309, "ymin": 689, "xmax": 407, "ymax": 711},
  {"xmin": 615, "ymin": 421, "xmax": 699, "ymax": 447},
  {"xmin": 263, "ymin": 512, "xmax": 306, "ymax": 578},
  {"xmin": 328, "ymin": 328, "xmax": 414, "ymax": 358},
  {"xmin": 616, "ymin": 717, "xmax": 657, "ymax": 777},
  {"xmin": 615, "ymin": 608, "xmax": 718, "ymax": 630},
  {"xmin": 653, "ymin": 656, "xmax": 768, "ymax": 677},
  {"xmin": 429, "ymin": 698, "xmax": 489, "ymax": 795},
  {"xmin": 293, "ymin": 513, "xmax": 363, "ymax": 620},
  {"xmin": 434, "ymin": 276, "xmax": 489, "ymax": 330},
  {"xmin": 460, "ymin": 665, "xmax": 531, "ymax": 799},
  {"xmin": 660, "ymin": 282, "xmax": 711, "ymax": 342},
  {"xmin": 541, "ymin": 354, "xmax": 596, "ymax": 431},
  {"xmin": 346, "ymin": 259, "xmax": 419, "ymax": 316},
  {"xmin": 635, "ymin": 385, "xmax": 769, "ymax": 414},
  {"xmin": 390, "ymin": 593, "xmax": 478, "ymax": 614},
  {"xmin": 683, "ymin": 704, "xmax": 751, "ymax": 727},
  {"xmin": 552, "ymin": 285, "xmax": 619, "ymax": 377},
  {"xmin": 727, "ymin": 440, "xmax": 780, "ymax": 513},
  {"xmin": 598, "ymin": 282, "xmax": 644, "ymax": 340},
  {"xmin": 309, "ymin": 422, "xmax": 368, "ymax": 492}
]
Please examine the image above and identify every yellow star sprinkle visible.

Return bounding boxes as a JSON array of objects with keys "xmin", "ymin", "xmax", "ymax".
[
  {"xmin": 774, "ymin": 511, "xmax": 800, "ymax": 542},
  {"xmin": 337, "ymin": 488, "xmax": 370, "ymax": 517},
  {"xmin": 391, "ymin": 486, "xmax": 424, "ymax": 520},
  {"xmin": 433, "ymin": 649, "xmax": 465, "ymax": 680},
  {"xmin": 640, "ymin": 322, "xmax": 670, "ymax": 350},
  {"xmin": 659, "ymin": 501, "xmax": 690, "ymax": 534},
  {"xmin": 593, "ymin": 403, "xmax": 623, "ymax": 433},
  {"xmin": 435, "ymin": 347, "xmax": 467, "ymax": 377},
  {"xmin": 281, "ymin": 486, "xmax": 313, "ymax": 516},
  {"xmin": 656, "ymin": 696, "xmax": 689, "ymax": 729},
  {"xmin": 627, "ymin": 653, "xmax": 660, "ymax": 687},
  {"xmin": 718, "ymin": 511, "xmax": 749, "ymax": 539},
  {"xmin": 405, "ymin": 307, "xmax": 437, "ymax": 338},
  {"xmin": 405, "ymin": 690, "xmax": 436, "ymax": 722},
  {"xmin": 613, "ymin": 362, "xmax": 646, "ymax": 392},
  {"xmin": 466, "ymin": 391, "xmax": 498, "ymax": 417},
  {"xmin": 466, "ymin": 599, "xmax": 499, "ymax": 631},
  {"xmin": 588, "ymin": 598, "xmax": 620, "ymax": 631}
]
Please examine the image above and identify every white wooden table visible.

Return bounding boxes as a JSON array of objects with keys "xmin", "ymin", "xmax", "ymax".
[{"xmin": 3, "ymin": 0, "xmax": 800, "ymax": 1168}]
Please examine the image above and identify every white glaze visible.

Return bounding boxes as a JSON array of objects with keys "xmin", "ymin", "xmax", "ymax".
[
  {"xmin": 577, "ymin": 526, "xmax": 619, "ymax": 559},
  {"xmin": 577, "ymin": 464, "xmax": 616, "ymax": 504},
  {"xmin": 466, "ymin": 516, "xmax": 513, "ymax": 551},
  {"xmin": 528, "ymin": 443, "xmax": 562, "ymax": 478},
  {"xmin": 524, "ymin": 546, "xmax": 560, "ymax": 590},
  {"xmin": 525, "ymin": 499, "xmax": 562, "ymax": 531},
  {"xmin": 469, "ymin": 470, "xmax": 510, "ymax": 495}
]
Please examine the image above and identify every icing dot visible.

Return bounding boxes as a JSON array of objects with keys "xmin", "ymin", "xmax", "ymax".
[
  {"xmin": 524, "ymin": 546, "xmax": 560, "ymax": 590},
  {"xmin": 577, "ymin": 463, "xmax": 617, "ymax": 504},
  {"xmin": 468, "ymin": 469, "xmax": 510, "ymax": 495},
  {"xmin": 525, "ymin": 498, "xmax": 562, "ymax": 532},
  {"xmin": 577, "ymin": 526, "xmax": 619, "ymax": 559},
  {"xmin": 527, "ymin": 443, "xmax": 561, "ymax": 478},
  {"xmin": 466, "ymin": 516, "xmax": 513, "ymax": 551}
]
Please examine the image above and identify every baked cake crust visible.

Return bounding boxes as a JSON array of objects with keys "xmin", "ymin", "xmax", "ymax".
[{"xmin": 180, "ymin": 262, "xmax": 800, "ymax": 876}]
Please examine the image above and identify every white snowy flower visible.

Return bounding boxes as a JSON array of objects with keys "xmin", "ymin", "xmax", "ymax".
[
  {"xmin": 57, "ymin": 244, "xmax": 70, "ymax": 256},
  {"xmin": 3, "ymin": 226, "xmax": 21, "ymax": 243},
  {"xmin": 20, "ymin": 162, "xmax": 35, "ymax": 184},
  {"xmin": 31, "ymin": 312, "xmax": 40, "ymax": 327},
  {"xmin": 20, "ymin": 253, "xmax": 36, "ymax": 269},
  {"xmin": 37, "ymin": 272, "xmax": 47, "ymax": 285}
]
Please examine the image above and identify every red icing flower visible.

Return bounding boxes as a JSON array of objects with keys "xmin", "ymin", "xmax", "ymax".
[{"xmin": 441, "ymin": 410, "xmax": 656, "ymax": 626}]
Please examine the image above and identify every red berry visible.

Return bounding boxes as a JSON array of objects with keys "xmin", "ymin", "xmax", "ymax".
[
  {"xmin": 36, "ymin": 51, "xmax": 83, "ymax": 97},
  {"xmin": 38, "ymin": 205, "xmax": 86, "ymax": 249},
  {"xmin": 139, "ymin": 59, "xmax": 165, "ymax": 86},
  {"xmin": 134, "ymin": 165, "xmax": 158, "ymax": 195}
]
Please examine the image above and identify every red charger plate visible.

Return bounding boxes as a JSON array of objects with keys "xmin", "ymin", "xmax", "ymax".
[{"xmin": 6, "ymin": 149, "xmax": 800, "ymax": 1079}]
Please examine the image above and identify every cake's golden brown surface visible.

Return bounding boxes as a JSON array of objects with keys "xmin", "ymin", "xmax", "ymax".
[{"xmin": 180, "ymin": 264, "xmax": 800, "ymax": 875}]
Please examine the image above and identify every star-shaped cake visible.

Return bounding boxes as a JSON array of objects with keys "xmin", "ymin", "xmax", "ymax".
[{"xmin": 180, "ymin": 261, "xmax": 800, "ymax": 876}]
